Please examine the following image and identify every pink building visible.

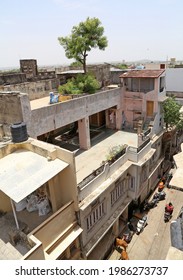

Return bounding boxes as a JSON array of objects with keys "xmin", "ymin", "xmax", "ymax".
[{"xmin": 120, "ymin": 69, "xmax": 166, "ymax": 137}]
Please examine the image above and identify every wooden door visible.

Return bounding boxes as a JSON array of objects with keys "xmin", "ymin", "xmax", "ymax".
[{"xmin": 146, "ymin": 101, "xmax": 154, "ymax": 117}]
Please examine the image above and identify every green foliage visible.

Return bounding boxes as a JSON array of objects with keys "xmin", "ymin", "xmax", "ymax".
[
  {"xmin": 106, "ymin": 144, "xmax": 127, "ymax": 162},
  {"xmin": 70, "ymin": 61, "xmax": 82, "ymax": 67},
  {"xmin": 58, "ymin": 74, "xmax": 100, "ymax": 95},
  {"xmin": 115, "ymin": 63, "xmax": 128, "ymax": 69},
  {"xmin": 163, "ymin": 97, "xmax": 183, "ymax": 129},
  {"xmin": 58, "ymin": 17, "xmax": 108, "ymax": 73}
]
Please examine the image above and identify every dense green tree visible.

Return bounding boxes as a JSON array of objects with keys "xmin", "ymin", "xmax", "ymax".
[
  {"xmin": 163, "ymin": 96, "xmax": 183, "ymax": 129},
  {"xmin": 70, "ymin": 61, "xmax": 82, "ymax": 68},
  {"xmin": 58, "ymin": 74, "xmax": 100, "ymax": 95},
  {"xmin": 58, "ymin": 17, "xmax": 108, "ymax": 73}
]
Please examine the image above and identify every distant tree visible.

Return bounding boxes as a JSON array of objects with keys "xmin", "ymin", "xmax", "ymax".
[
  {"xmin": 58, "ymin": 17, "xmax": 108, "ymax": 74},
  {"xmin": 116, "ymin": 63, "xmax": 128, "ymax": 69},
  {"xmin": 163, "ymin": 96, "xmax": 183, "ymax": 129}
]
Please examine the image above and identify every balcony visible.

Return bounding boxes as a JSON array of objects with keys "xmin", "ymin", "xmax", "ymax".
[
  {"xmin": 124, "ymin": 91, "xmax": 143, "ymax": 100},
  {"xmin": 23, "ymin": 201, "xmax": 82, "ymax": 260}
]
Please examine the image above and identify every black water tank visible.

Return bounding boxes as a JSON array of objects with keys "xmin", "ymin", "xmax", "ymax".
[{"xmin": 11, "ymin": 122, "xmax": 28, "ymax": 143}]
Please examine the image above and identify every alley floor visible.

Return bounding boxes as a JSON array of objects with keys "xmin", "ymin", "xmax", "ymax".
[{"xmin": 109, "ymin": 186, "xmax": 183, "ymax": 260}]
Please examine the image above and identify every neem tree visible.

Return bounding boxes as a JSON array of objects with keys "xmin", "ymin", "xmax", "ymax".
[{"xmin": 58, "ymin": 17, "xmax": 108, "ymax": 74}]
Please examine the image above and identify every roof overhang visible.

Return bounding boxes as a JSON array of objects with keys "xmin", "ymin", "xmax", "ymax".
[
  {"xmin": 0, "ymin": 149, "xmax": 68, "ymax": 203},
  {"xmin": 169, "ymin": 168, "xmax": 183, "ymax": 189}
]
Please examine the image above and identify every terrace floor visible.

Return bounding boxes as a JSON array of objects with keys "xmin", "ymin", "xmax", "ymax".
[{"xmin": 75, "ymin": 129, "xmax": 138, "ymax": 184}]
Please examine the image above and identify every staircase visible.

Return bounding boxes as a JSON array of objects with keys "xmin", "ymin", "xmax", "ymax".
[{"xmin": 143, "ymin": 117, "xmax": 153, "ymax": 131}]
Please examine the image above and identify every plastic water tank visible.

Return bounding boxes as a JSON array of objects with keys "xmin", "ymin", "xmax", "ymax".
[{"xmin": 11, "ymin": 122, "xmax": 28, "ymax": 143}]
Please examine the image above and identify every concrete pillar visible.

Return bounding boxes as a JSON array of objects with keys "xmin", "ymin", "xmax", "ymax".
[
  {"xmin": 116, "ymin": 108, "xmax": 122, "ymax": 130},
  {"xmin": 66, "ymin": 247, "xmax": 71, "ymax": 259},
  {"xmin": 75, "ymin": 238, "xmax": 80, "ymax": 249},
  {"xmin": 20, "ymin": 93, "xmax": 32, "ymax": 136},
  {"xmin": 112, "ymin": 219, "xmax": 119, "ymax": 236},
  {"xmin": 78, "ymin": 117, "xmax": 91, "ymax": 150},
  {"xmin": 123, "ymin": 207, "xmax": 129, "ymax": 221},
  {"xmin": 105, "ymin": 109, "xmax": 110, "ymax": 128},
  {"xmin": 0, "ymin": 124, "xmax": 4, "ymax": 139},
  {"xmin": 48, "ymin": 179, "xmax": 57, "ymax": 212}
]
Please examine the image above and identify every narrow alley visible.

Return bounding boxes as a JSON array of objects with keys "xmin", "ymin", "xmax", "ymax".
[{"xmin": 109, "ymin": 186, "xmax": 183, "ymax": 260}]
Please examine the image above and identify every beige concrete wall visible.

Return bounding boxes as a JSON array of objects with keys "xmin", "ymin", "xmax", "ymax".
[
  {"xmin": 0, "ymin": 191, "xmax": 11, "ymax": 212},
  {"xmin": 48, "ymin": 167, "xmax": 78, "ymax": 213},
  {"xmin": 55, "ymin": 146, "xmax": 78, "ymax": 211},
  {"xmin": 0, "ymin": 92, "xmax": 31, "ymax": 137},
  {"xmin": 23, "ymin": 236, "xmax": 45, "ymax": 260},
  {"xmin": 30, "ymin": 201, "xmax": 76, "ymax": 249},
  {"xmin": 30, "ymin": 88, "xmax": 121, "ymax": 138},
  {"xmin": 0, "ymin": 92, "xmax": 23, "ymax": 123},
  {"xmin": 0, "ymin": 88, "xmax": 121, "ymax": 139}
]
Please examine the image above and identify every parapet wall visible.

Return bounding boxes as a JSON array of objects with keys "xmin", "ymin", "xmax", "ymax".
[{"xmin": 2, "ymin": 78, "xmax": 60, "ymax": 101}]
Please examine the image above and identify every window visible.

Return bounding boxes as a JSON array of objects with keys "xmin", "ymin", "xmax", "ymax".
[
  {"xmin": 86, "ymin": 201, "xmax": 105, "ymax": 231},
  {"xmin": 111, "ymin": 179, "xmax": 128, "ymax": 205},
  {"xmin": 141, "ymin": 165, "xmax": 148, "ymax": 183},
  {"xmin": 129, "ymin": 176, "xmax": 135, "ymax": 191}
]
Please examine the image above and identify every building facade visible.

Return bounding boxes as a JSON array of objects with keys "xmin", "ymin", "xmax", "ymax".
[{"xmin": 0, "ymin": 69, "xmax": 173, "ymax": 260}]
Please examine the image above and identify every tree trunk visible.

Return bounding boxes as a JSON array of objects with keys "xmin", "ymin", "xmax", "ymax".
[{"xmin": 83, "ymin": 58, "xmax": 87, "ymax": 74}]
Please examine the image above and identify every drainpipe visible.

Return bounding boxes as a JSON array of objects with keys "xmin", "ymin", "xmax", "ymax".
[{"xmin": 10, "ymin": 199, "xmax": 19, "ymax": 230}]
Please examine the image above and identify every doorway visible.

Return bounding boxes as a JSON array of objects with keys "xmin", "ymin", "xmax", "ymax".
[{"xmin": 146, "ymin": 101, "xmax": 154, "ymax": 117}]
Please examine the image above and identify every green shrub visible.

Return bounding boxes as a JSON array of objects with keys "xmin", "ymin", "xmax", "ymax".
[{"xmin": 58, "ymin": 74, "xmax": 100, "ymax": 95}]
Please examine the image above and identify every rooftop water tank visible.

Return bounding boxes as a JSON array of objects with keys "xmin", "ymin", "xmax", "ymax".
[{"xmin": 11, "ymin": 122, "xmax": 28, "ymax": 143}]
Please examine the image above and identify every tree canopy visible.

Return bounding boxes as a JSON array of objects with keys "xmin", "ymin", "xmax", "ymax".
[
  {"xmin": 163, "ymin": 96, "xmax": 183, "ymax": 129},
  {"xmin": 58, "ymin": 74, "xmax": 100, "ymax": 95},
  {"xmin": 58, "ymin": 17, "xmax": 108, "ymax": 73}
]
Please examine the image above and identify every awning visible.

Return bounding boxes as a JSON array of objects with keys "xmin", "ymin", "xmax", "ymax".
[
  {"xmin": 169, "ymin": 168, "xmax": 183, "ymax": 189},
  {"xmin": 173, "ymin": 148, "xmax": 183, "ymax": 168},
  {"xmin": 0, "ymin": 149, "xmax": 68, "ymax": 203}
]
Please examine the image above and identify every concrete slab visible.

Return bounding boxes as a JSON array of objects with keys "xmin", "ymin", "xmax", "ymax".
[
  {"xmin": 75, "ymin": 130, "xmax": 137, "ymax": 183},
  {"xmin": 30, "ymin": 96, "xmax": 50, "ymax": 109}
]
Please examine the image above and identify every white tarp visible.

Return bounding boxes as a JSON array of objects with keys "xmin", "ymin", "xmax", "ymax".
[{"xmin": 0, "ymin": 149, "xmax": 68, "ymax": 203}]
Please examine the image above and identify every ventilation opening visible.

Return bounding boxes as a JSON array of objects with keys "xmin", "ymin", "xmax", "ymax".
[{"xmin": 10, "ymin": 122, "xmax": 28, "ymax": 143}]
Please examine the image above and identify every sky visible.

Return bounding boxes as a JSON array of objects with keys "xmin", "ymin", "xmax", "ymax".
[{"xmin": 1, "ymin": 0, "xmax": 183, "ymax": 68}]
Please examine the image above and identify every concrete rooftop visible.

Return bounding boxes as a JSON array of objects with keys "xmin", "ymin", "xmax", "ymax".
[{"xmin": 75, "ymin": 130, "xmax": 137, "ymax": 184}]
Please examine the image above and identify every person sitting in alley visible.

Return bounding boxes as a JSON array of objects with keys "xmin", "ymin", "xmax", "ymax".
[{"xmin": 165, "ymin": 202, "xmax": 174, "ymax": 215}]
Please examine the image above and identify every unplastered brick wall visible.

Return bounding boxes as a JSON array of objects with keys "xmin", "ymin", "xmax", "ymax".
[
  {"xmin": 0, "ymin": 92, "xmax": 23, "ymax": 123},
  {"xmin": 3, "ymin": 78, "xmax": 60, "ymax": 101}
]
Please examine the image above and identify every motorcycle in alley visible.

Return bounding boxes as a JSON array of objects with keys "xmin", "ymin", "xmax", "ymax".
[
  {"xmin": 122, "ymin": 231, "xmax": 133, "ymax": 244},
  {"xmin": 158, "ymin": 181, "xmax": 165, "ymax": 192},
  {"xmin": 143, "ymin": 197, "xmax": 158, "ymax": 211},
  {"xmin": 153, "ymin": 191, "xmax": 166, "ymax": 201},
  {"xmin": 136, "ymin": 215, "xmax": 148, "ymax": 235},
  {"xmin": 164, "ymin": 211, "xmax": 172, "ymax": 222},
  {"xmin": 164, "ymin": 202, "xmax": 174, "ymax": 222}
]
